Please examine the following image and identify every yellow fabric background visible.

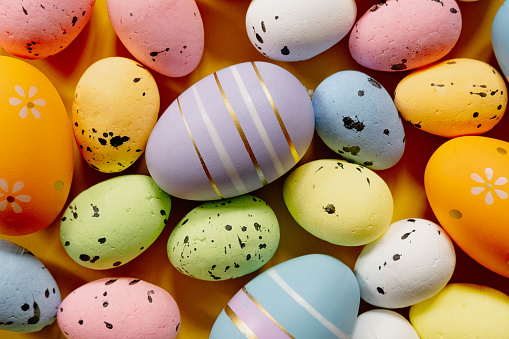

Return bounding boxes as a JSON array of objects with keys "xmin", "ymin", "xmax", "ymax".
[{"xmin": 1, "ymin": 0, "xmax": 507, "ymax": 338}]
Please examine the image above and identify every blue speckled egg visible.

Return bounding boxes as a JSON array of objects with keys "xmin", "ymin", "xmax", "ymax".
[
  {"xmin": 492, "ymin": 1, "xmax": 509, "ymax": 80},
  {"xmin": 210, "ymin": 254, "xmax": 360, "ymax": 338},
  {"xmin": 0, "ymin": 239, "xmax": 61, "ymax": 333},
  {"xmin": 312, "ymin": 71, "xmax": 405, "ymax": 170}
]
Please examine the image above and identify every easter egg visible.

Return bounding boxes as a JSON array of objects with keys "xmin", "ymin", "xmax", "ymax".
[
  {"xmin": 209, "ymin": 254, "xmax": 360, "ymax": 339},
  {"xmin": 146, "ymin": 61, "xmax": 315, "ymax": 201},
  {"xmin": 349, "ymin": 0, "xmax": 461, "ymax": 72},
  {"xmin": 312, "ymin": 71, "xmax": 405, "ymax": 170},
  {"xmin": 395, "ymin": 58, "xmax": 507, "ymax": 137},
  {"xmin": 0, "ymin": 56, "xmax": 74, "ymax": 236},
  {"xmin": 409, "ymin": 283, "xmax": 509, "ymax": 338},
  {"xmin": 354, "ymin": 218, "xmax": 456, "ymax": 308},
  {"xmin": 0, "ymin": 0, "xmax": 95, "ymax": 59},
  {"xmin": 245, "ymin": 0, "xmax": 356, "ymax": 61},
  {"xmin": 0, "ymin": 239, "xmax": 61, "ymax": 333},
  {"xmin": 73, "ymin": 57, "xmax": 160, "ymax": 173},
  {"xmin": 352, "ymin": 309, "xmax": 419, "ymax": 339},
  {"xmin": 167, "ymin": 195, "xmax": 279, "ymax": 281},
  {"xmin": 425, "ymin": 136, "xmax": 509, "ymax": 278},
  {"xmin": 60, "ymin": 175, "xmax": 171, "ymax": 270},
  {"xmin": 107, "ymin": 0, "xmax": 204, "ymax": 77},
  {"xmin": 283, "ymin": 159, "xmax": 393, "ymax": 246},
  {"xmin": 492, "ymin": 0, "xmax": 509, "ymax": 79},
  {"xmin": 57, "ymin": 277, "xmax": 180, "ymax": 339}
]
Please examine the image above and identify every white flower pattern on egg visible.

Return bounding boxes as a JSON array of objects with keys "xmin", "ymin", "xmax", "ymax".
[
  {"xmin": 471, "ymin": 168, "xmax": 508, "ymax": 205},
  {"xmin": 0, "ymin": 179, "xmax": 31, "ymax": 213},
  {"xmin": 9, "ymin": 85, "xmax": 46, "ymax": 119}
]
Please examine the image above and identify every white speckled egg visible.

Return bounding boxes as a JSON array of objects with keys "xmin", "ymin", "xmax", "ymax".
[{"xmin": 352, "ymin": 309, "xmax": 419, "ymax": 339}]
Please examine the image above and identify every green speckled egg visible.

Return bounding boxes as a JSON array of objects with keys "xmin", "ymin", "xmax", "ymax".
[
  {"xmin": 167, "ymin": 195, "xmax": 279, "ymax": 281},
  {"xmin": 60, "ymin": 175, "xmax": 171, "ymax": 269}
]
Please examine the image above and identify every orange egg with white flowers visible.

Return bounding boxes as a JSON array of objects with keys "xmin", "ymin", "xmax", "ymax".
[
  {"xmin": 425, "ymin": 136, "xmax": 509, "ymax": 278},
  {"xmin": 0, "ymin": 56, "xmax": 74, "ymax": 236}
]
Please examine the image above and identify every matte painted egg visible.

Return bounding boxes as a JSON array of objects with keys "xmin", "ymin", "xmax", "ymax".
[
  {"xmin": 395, "ymin": 58, "xmax": 507, "ymax": 137},
  {"xmin": 0, "ymin": 56, "xmax": 74, "ymax": 236},
  {"xmin": 209, "ymin": 254, "xmax": 360, "ymax": 339},
  {"xmin": 107, "ymin": 0, "xmax": 204, "ymax": 77},
  {"xmin": 60, "ymin": 175, "xmax": 171, "ymax": 270},
  {"xmin": 283, "ymin": 159, "xmax": 393, "ymax": 246},
  {"xmin": 492, "ymin": 0, "xmax": 509, "ymax": 79},
  {"xmin": 0, "ymin": 239, "xmax": 61, "ymax": 333},
  {"xmin": 349, "ymin": 0, "xmax": 461, "ymax": 72},
  {"xmin": 73, "ymin": 57, "xmax": 160, "ymax": 173},
  {"xmin": 312, "ymin": 71, "xmax": 405, "ymax": 170},
  {"xmin": 146, "ymin": 61, "xmax": 315, "ymax": 201},
  {"xmin": 354, "ymin": 218, "xmax": 456, "ymax": 308},
  {"xmin": 57, "ymin": 277, "xmax": 180, "ymax": 339},
  {"xmin": 425, "ymin": 136, "xmax": 509, "ymax": 278},
  {"xmin": 0, "ymin": 0, "xmax": 95, "ymax": 59},
  {"xmin": 167, "ymin": 195, "xmax": 279, "ymax": 281},
  {"xmin": 245, "ymin": 0, "xmax": 356, "ymax": 61},
  {"xmin": 352, "ymin": 309, "xmax": 419, "ymax": 339}
]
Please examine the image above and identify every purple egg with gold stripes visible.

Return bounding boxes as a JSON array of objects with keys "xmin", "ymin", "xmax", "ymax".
[
  {"xmin": 209, "ymin": 254, "xmax": 360, "ymax": 339},
  {"xmin": 145, "ymin": 61, "xmax": 315, "ymax": 200}
]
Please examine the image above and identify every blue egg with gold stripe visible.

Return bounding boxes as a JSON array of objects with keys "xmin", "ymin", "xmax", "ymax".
[
  {"xmin": 209, "ymin": 254, "xmax": 360, "ymax": 339},
  {"xmin": 145, "ymin": 61, "xmax": 315, "ymax": 200}
]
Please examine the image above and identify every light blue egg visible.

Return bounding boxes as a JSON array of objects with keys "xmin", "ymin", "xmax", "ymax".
[
  {"xmin": 493, "ymin": 1, "xmax": 509, "ymax": 80},
  {"xmin": 312, "ymin": 71, "xmax": 405, "ymax": 170}
]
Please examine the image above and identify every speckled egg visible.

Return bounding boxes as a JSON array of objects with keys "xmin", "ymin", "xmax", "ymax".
[
  {"xmin": 245, "ymin": 0, "xmax": 356, "ymax": 61},
  {"xmin": 210, "ymin": 254, "xmax": 360, "ymax": 339},
  {"xmin": 0, "ymin": 56, "xmax": 74, "ymax": 236},
  {"xmin": 60, "ymin": 175, "xmax": 171, "ymax": 270},
  {"xmin": 146, "ymin": 61, "xmax": 315, "ymax": 201},
  {"xmin": 167, "ymin": 194, "xmax": 279, "ymax": 281},
  {"xmin": 349, "ymin": 0, "xmax": 461, "ymax": 72},
  {"xmin": 73, "ymin": 57, "xmax": 160, "ymax": 173},
  {"xmin": 0, "ymin": 0, "xmax": 95, "ymax": 59},
  {"xmin": 352, "ymin": 309, "xmax": 419, "ymax": 339},
  {"xmin": 107, "ymin": 0, "xmax": 204, "ymax": 77},
  {"xmin": 283, "ymin": 159, "xmax": 393, "ymax": 246},
  {"xmin": 395, "ymin": 58, "xmax": 507, "ymax": 137},
  {"xmin": 425, "ymin": 136, "xmax": 509, "ymax": 278},
  {"xmin": 312, "ymin": 71, "xmax": 405, "ymax": 170},
  {"xmin": 57, "ymin": 277, "xmax": 180, "ymax": 339},
  {"xmin": 492, "ymin": 0, "xmax": 509, "ymax": 79},
  {"xmin": 354, "ymin": 218, "xmax": 456, "ymax": 308},
  {"xmin": 0, "ymin": 239, "xmax": 61, "ymax": 333}
]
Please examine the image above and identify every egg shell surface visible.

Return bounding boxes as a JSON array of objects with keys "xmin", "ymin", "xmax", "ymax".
[
  {"xmin": 354, "ymin": 218, "xmax": 456, "ymax": 308},
  {"xmin": 245, "ymin": 0, "xmax": 356, "ymax": 61},
  {"xmin": 0, "ymin": 0, "xmax": 95, "ymax": 59},
  {"xmin": 0, "ymin": 239, "xmax": 61, "ymax": 333},
  {"xmin": 395, "ymin": 58, "xmax": 507, "ymax": 137},
  {"xmin": 209, "ymin": 254, "xmax": 360, "ymax": 339},
  {"xmin": 57, "ymin": 277, "xmax": 180, "ymax": 339},
  {"xmin": 283, "ymin": 159, "xmax": 393, "ymax": 246},
  {"xmin": 492, "ymin": 0, "xmax": 509, "ymax": 79},
  {"xmin": 0, "ymin": 56, "xmax": 74, "ymax": 236},
  {"xmin": 312, "ymin": 70, "xmax": 405, "ymax": 170},
  {"xmin": 349, "ymin": 0, "xmax": 461, "ymax": 72},
  {"xmin": 73, "ymin": 57, "xmax": 160, "ymax": 173},
  {"xmin": 168, "ymin": 195, "xmax": 279, "ymax": 281},
  {"xmin": 425, "ymin": 136, "xmax": 509, "ymax": 278},
  {"xmin": 60, "ymin": 175, "xmax": 171, "ymax": 270},
  {"xmin": 409, "ymin": 283, "xmax": 509, "ymax": 338},
  {"xmin": 107, "ymin": 0, "xmax": 204, "ymax": 77},
  {"xmin": 351, "ymin": 309, "xmax": 419, "ymax": 339},
  {"xmin": 146, "ymin": 61, "xmax": 315, "ymax": 201}
]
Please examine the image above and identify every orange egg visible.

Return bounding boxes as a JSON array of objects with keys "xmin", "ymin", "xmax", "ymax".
[
  {"xmin": 0, "ymin": 56, "xmax": 74, "ymax": 235},
  {"xmin": 425, "ymin": 136, "xmax": 509, "ymax": 278}
]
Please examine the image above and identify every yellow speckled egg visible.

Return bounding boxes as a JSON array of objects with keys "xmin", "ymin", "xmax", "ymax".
[
  {"xmin": 0, "ymin": 56, "xmax": 74, "ymax": 235},
  {"xmin": 409, "ymin": 283, "xmax": 509, "ymax": 338},
  {"xmin": 73, "ymin": 57, "xmax": 160, "ymax": 173},
  {"xmin": 395, "ymin": 58, "xmax": 507, "ymax": 137},
  {"xmin": 283, "ymin": 159, "xmax": 393, "ymax": 246}
]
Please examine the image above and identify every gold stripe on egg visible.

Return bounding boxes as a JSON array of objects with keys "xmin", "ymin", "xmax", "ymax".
[
  {"xmin": 225, "ymin": 305, "xmax": 258, "ymax": 339},
  {"xmin": 214, "ymin": 72, "xmax": 268, "ymax": 186},
  {"xmin": 251, "ymin": 61, "xmax": 300, "ymax": 163},
  {"xmin": 177, "ymin": 98, "xmax": 223, "ymax": 199}
]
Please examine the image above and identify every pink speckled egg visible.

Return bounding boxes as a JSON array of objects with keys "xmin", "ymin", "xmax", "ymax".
[
  {"xmin": 349, "ymin": 0, "xmax": 462, "ymax": 72},
  {"xmin": 107, "ymin": 0, "xmax": 204, "ymax": 77},
  {"xmin": 57, "ymin": 278, "xmax": 180, "ymax": 339}
]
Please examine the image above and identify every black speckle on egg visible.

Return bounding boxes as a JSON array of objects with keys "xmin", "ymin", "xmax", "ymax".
[
  {"xmin": 112, "ymin": 261, "xmax": 122, "ymax": 267},
  {"xmin": 241, "ymin": 226, "xmax": 247, "ymax": 232},
  {"xmin": 246, "ymin": 254, "xmax": 251, "ymax": 260},
  {"xmin": 281, "ymin": 46, "xmax": 290, "ymax": 55},
  {"xmin": 104, "ymin": 322, "xmax": 113, "ymax": 329},
  {"xmin": 147, "ymin": 290, "xmax": 155, "ymax": 303},
  {"xmin": 377, "ymin": 287, "xmax": 386, "ymax": 295},
  {"xmin": 78, "ymin": 320, "xmax": 84, "ymax": 325},
  {"xmin": 254, "ymin": 222, "xmax": 261, "ymax": 231},
  {"xmin": 45, "ymin": 289, "xmax": 50, "ymax": 298},
  {"xmin": 133, "ymin": 77, "xmax": 141, "ymax": 83},
  {"xmin": 407, "ymin": 219, "xmax": 416, "ymax": 223},
  {"xmin": 129, "ymin": 279, "xmax": 140, "ymax": 285},
  {"xmin": 368, "ymin": 77, "xmax": 382, "ymax": 89},
  {"xmin": 363, "ymin": 161, "xmax": 373, "ymax": 166},
  {"xmin": 160, "ymin": 210, "xmax": 166, "ymax": 216},
  {"xmin": 64, "ymin": 241, "xmax": 70, "ymax": 246},
  {"xmin": 98, "ymin": 138, "xmax": 107, "ymax": 146},
  {"xmin": 79, "ymin": 254, "xmax": 90, "ymax": 261},
  {"xmin": 103, "ymin": 301, "xmax": 109, "ymax": 308},
  {"xmin": 343, "ymin": 116, "xmax": 365, "ymax": 131},
  {"xmin": 450, "ymin": 7, "xmax": 457, "ymax": 13},
  {"xmin": 105, "ymin": 279, "xmax": 117, "ymax": 285},
  {"xmin": 21, "ymin": 303, "xmax": 30, "ymax": 311},
  {"xmin": 225, "ymin": 224, "xmax": 232, "ymax": 231},
  {"xmin": 259, "ymin": 243, "xmax": 266, "ymax": 249},
  {"xmin": 98, "ymin": 237, "xmax": 106, "ymax": 244},
  {"xmin": 72, "ymin": 16, "xmax": 78, "ymax": 26},
  {"xmin": 498, "ymin": 105, "xmax": 503, "ymax": 110},
  {"xmin": 383, "ymin": 129, "xmax": 390, "ymax": 135},
  {"xmin": 393, "ymin": 254, "xmax": 402, "ymax": 261},
  {"xmin": 357, "ymin": 90, "xmax": 365, "ymax": 97},
  {"xmin": 176, "ymin": 323, "xmax": 180, "ymax": 332},
  {"xmin": 90, "ymin": 256, "xmax": 100, "ymax": 263},
  {"xmin": 323, "ymin": 204, "xmax": 336, "ymax": 214},
  {"xmin": 473, "ymin": 112, "xmax": 479, "ymax": 118}
]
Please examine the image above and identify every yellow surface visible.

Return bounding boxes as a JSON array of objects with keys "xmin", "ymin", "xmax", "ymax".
[{"xmin": 0, "ymin": 0, "xmax": 508, "ymax": 338}]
